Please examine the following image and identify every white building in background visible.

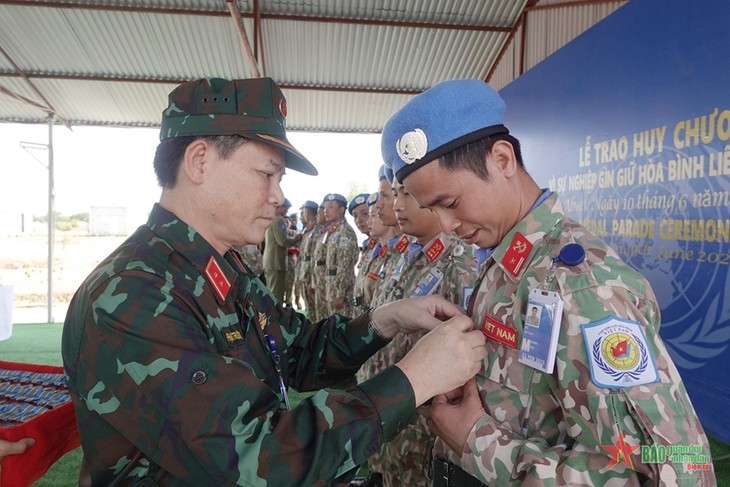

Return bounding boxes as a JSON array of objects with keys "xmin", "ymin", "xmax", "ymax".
[{"xmin": 89, "ymin": 206, "xmax": 127, "ymax": 236}]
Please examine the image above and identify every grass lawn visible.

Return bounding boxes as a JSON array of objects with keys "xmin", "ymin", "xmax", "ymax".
[{"xmin": 2, "ymin": 323, "xmax": 729, "ymax": 486}]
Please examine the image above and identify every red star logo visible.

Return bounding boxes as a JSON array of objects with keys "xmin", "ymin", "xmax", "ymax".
[{"xmin": 602, "ymin": 431, "xmax": 639, "ymax": 469}]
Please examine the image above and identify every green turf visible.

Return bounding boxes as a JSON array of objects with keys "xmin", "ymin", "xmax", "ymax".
[{"xmin": 2, "ymin": 323, "xmax": 729, "ymax": 485}]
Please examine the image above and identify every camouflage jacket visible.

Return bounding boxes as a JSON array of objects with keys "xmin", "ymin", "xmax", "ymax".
[
  {"xmin": 323, "ymin": 217, "xmax": 359, "ymax": 317},
  {"xmin": 62, "ymin": 204, "xmax": 417, "ymax": 487},
  {"xmin": 295, "ymin": 224, "xmax": 318, "ymax": 283},
  {"xmin": 353, "ymin": 240, "xmax": 385, "ymax": 316},
  {"xmin": 434, "ymin": 193, "xmax": 714, "ymax": 486},
  {"xmin": 369, "ymin": 234, "xmax": 411, "ymax": 308},
  {"xmin": 361, "ymin": 233, "xmax": 478, "ymax": 385}
]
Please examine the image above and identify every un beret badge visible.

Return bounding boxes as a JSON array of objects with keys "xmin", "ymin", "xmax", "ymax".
[{"xmin": 396, "ymin": 128, "xmax": 428, "ymax": 164}]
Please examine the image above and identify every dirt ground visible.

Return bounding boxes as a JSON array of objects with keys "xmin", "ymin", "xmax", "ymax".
[{"xmin": 0, "ymin": 232, "xmax": 127, "ymax": 316}]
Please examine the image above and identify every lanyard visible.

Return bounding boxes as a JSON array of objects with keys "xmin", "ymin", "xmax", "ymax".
[{"xmin": 264, "ymin": 333, "xmax": 291, "ymax": 410}]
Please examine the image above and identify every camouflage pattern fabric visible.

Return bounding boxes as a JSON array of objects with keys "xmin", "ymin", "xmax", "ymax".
[
  {"xmin": 237, "ymin": 244, "xmax": 263, "ymax": 276},
  {"xmin": 310, "ymin": 224, "xmax": 330, "ymax": 322},
  {"xmin": 365, "ymin": 233, "xmax": 478, "ymax": 487},
  {"xmin": 432, "ymin": 193, "xmax": 715, "ymax": 486},
  {"xmin": 323, "ymin": 217, "xmax": 359, "ymax": 318},
  {"xmin": 369, "ymin": 234, "xmax": 411, "ymax": 309},
  {"xmin": 352, "ymin": 240, "xmax": 381, "ymax": 317},
  {"xmin": 62, "ymin": 204, "xmax": 418, "ymax": 487},
  {"xmin": 298, "ymin": 223, "xmax": 322, "ymax": 315}
]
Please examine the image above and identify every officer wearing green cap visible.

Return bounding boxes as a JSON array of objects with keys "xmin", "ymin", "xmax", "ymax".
[
  {"xmin": 382, "ymin": 79, "xmax": 714, "ymax": 486},
  {"xmin": 62, "ymin": 77, "xmax": 487, "ymax": 486},
  {"xmin": 264, "ymin": 197, "xmax": 299, "ymax": 302}
]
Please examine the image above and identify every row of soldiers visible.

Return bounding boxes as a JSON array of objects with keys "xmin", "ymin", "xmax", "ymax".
[{"xmin": 288, "ymin": 165, "xmax": 480, "ymax": 487}]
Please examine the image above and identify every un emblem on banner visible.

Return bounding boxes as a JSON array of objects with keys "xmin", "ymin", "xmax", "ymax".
[{"xmin": 582, "ymin": 316, "xmax": 658, "ymax": 389}]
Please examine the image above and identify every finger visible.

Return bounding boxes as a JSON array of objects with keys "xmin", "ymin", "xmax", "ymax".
[
  {"xmin": 443, "ymin": 314, "xmax": 475, "ymax": 332},
  {"xmin": 428, "ymin": 296, "xmax": 466, "ymax": 320},
  {"xmin": 4, "ymin": 438, "xmax": 34, "ymax": 455},
  {"xmin": 432, "ymin": 392, "xmax": 449, "ymax": 406}
]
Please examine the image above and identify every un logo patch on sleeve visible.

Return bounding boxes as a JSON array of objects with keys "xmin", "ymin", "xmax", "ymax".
[{"xmin": 582, "ymin": 316, "xmax": 659, "ymax": 389}]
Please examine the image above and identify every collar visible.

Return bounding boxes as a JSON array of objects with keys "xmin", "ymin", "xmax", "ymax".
[
  {"xmin": 488, "ymin": 192, "xmax": 563, "ymax": 281},
  {"xmin": 147, "ymin": 203, "xmax": 240, "ymax": 304}
]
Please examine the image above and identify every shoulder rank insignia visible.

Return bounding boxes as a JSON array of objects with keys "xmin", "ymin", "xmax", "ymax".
[
  {"xmin": 205, "ymin": 256, "xmax": 231, "ymax": 301},
  {"xmin": 425, "ymin": 238, "xmax": 445, "ymax": 262},
  {"xmin": 501, "ymin": 232, "xmax": 532, "ymax": 277},
  {"xmin": 395, "ymin": 234, "xmax": 410, "ymax": 254}
]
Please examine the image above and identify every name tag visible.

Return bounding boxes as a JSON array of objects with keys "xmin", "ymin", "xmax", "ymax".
[{"xmin": 481, "ymin": 315, "xmax": 518, "ymax": 348}]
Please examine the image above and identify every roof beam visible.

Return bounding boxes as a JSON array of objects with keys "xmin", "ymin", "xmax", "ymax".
[
  {"xmin": 225, "ymin": 0, "xmax": 261, "ymax": 78},
  {"xmin": 525, "ymin": 0, "xmax": 626, "ymax": 12},
  {"xmin": 0, "ymin": 1, "xmax": 511, "ymax": 32},
  {"xmin": 0, "ymin": 44, "xmax": 70, "ymax": 128},
  {"xmin": 0, "ymin": 72, "xmax": 423, "ymax": 95}
]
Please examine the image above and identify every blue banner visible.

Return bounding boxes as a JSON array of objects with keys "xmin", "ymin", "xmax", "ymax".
[{"xmin": 501, "ymin": 0, "xmax": 730, "ymax": 443}]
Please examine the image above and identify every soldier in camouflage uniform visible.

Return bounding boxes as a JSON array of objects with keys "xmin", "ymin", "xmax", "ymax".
[
  {"xmin": 61, "ymin": 77, "xmax": 487, "ymax": 486},
  {"xmin": 382, "ymin": 79, "xmax": 715, "ymax": 486},
  {"xmin": 310, "ymin": 203, "xmax": 330, "ymax": 322},
  {"xmin": 370, "ymin": 165, "xmax": 409, "ymax": 308},
  {"xmin": 353, "ymin": 194, "xmax": 394, "ymax": 318},
  {"xmin": 366, "ymin": 177, "xmax": 479, "ymax": 487},
  {"xmin": 321, "ymin": 193, "xmax": 359, "ymax": 317},
  {"xmin": 237, "ymin": 243, "xmax": 264, "ymax": 278},
  {"xmin": 296, "ymin": 200, "xmax": 319, "ymax": 315}
]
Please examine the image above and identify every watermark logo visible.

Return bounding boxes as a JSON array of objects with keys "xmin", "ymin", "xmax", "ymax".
[
  {"xmin": 641, "ymin": 444, "xmax": 711, "ymax": 471},
  {"xmin": 601, "ymin": 436, "xmax": 712, "ymax": 472}
]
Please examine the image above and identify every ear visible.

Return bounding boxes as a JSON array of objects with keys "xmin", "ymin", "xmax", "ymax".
[
  {"xmin": 181, "ymin": 139, "xmax": 211, "ymax": 185},
  {"xmin": 489, "ymin": 140, "xmax": 518, "ymax": 178}
]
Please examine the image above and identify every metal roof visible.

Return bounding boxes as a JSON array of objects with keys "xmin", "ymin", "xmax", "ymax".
[{"xmin": 0, "ymin": 0, "xmax": 626, "ymax": 132}]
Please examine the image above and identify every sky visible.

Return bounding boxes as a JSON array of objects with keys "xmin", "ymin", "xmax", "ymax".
[{"xmin": 0, "ymin": 122, "xmax": 384, "ymax": 231}]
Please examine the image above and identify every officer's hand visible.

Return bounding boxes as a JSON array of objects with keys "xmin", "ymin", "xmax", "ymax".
[
  {"xmin": 428, "ymin": 378, "xmax": 485, "ymax": 453},
  {"xmin": 370, "ymin": 295, "xmax": 465, "ymax": 338},
  {"xmin": 396, "ymin": 315, "xmax": 485, "ymax": 407}
]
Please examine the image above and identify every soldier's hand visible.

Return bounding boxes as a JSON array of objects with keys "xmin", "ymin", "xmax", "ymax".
[
  {"xmin": 396, "ymin": 315, "xmax": 485, "ymax": 407},
  {"xmin": 428, "ymin": 378, "xmax": 485, "ymax": 453},
  {"xmin": 370, "ymin": 295, "xmax": 465, "ymax": 338}
]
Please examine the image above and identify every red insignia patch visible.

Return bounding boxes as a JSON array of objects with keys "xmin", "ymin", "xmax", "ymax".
[
  {"xmin": 425, "ymin": 238, "xmax": 445, "ymax": 262},
  {"xmin": 481, "ymin": 315, "xmax": 518, "ymax": 348},
  {"xmin": 395, "ymin": 235, "xmax": 410, "ymax": 254},
  {"xmin": 367, "ymin": 272, "xmax": 380, "ymax": 281},
  {"xmin": 501, "ymin": 232, "xmax": 532, "ymax": 277},
  {"xmin": 367, "ymin": 238, "xmax": 377, "ymax": 249},
  {"xmin": 204, "ymin": 256, "xmax": 231, "ymax": 301},
  {"xmin": 378, "ymin": 246, "xmax": 388, "ymax": 258}
]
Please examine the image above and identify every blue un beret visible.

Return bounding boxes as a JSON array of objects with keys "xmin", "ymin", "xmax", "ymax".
[
  {"xmin": 282, "ymin": 198, "xmax": 292, "ymax": 208},
  {"xmin": 381, "ymin": 79, "xmax": 509, "ymax": 182},
  {"xmin": 348, "ymin": 193, "xmax": 370, "ymax": 215},
  {"xmin": 322, "ymin": 193, "xmax": 347, "ymax": 206},
  {"xmin": 367, "ymin": 192, "xmax": 379, "ymax": 206},
  {"xmin": 300, "ymin": 200, "xmax": 318, "ymax": 211}
]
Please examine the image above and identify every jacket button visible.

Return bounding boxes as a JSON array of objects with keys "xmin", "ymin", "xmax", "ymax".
[{"xmin": 192, "ymin": 370, "xmax": 207, "ymax": 384}]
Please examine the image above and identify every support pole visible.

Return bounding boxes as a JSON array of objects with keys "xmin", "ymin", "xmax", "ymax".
[{"xmin": 47, "ymin": 114, "xmax": 55, "ymax": 323}]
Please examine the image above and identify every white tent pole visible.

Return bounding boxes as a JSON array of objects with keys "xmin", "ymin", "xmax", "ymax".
[{"xmin": 47, "ymin": 114, "xmax": 55, "ymax": 324}]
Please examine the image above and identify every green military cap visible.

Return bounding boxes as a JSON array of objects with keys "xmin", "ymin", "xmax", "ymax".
[{"xmin": 160, "ymin": 77, "xmax": 317, "ymax": 176}]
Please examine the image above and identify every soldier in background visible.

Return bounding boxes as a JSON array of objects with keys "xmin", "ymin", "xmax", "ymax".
[
  {"xmin": 284, "ymin": 212, "xmax": 301, "ymax": 308},
  {"xmin": 382, "ymin": 78, "xmax": 714, "ymax": 486},
  {"xmin": 238, "ymin": 243, "xmax": 264, "ymax": 278},
  {"xmin": 321, "ymin": 193, "xmax": 359, "ymax": 317},
  {"xmin": 348, "ymin": 192, "xmax": 372, "ymax": 248},
  {"xmin": 365, "ymin": 175, "xmax": 479, "ymax": 487},
  {"xmin": 296, "ymin": 200, "xmax": 320, "ymax": 315},
  {"xmin": 370, "ymin": 165, "xmax": 409, "ymax": 308},
  {"xmin": 264, "ymin": 198, "xmax": 300, "ymax": 303},
  {"xmin": 310, "ymin": 202, "xmax": 329, "ymax": 322},
  {"xmin": 353, "ymin": 193, "xmax": 394, "ymax": 317}
]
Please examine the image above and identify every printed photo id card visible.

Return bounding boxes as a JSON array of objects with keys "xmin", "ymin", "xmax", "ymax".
[{"xmin": 519, "ymin": 288, "xmax": 564, "ymax": 374}]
